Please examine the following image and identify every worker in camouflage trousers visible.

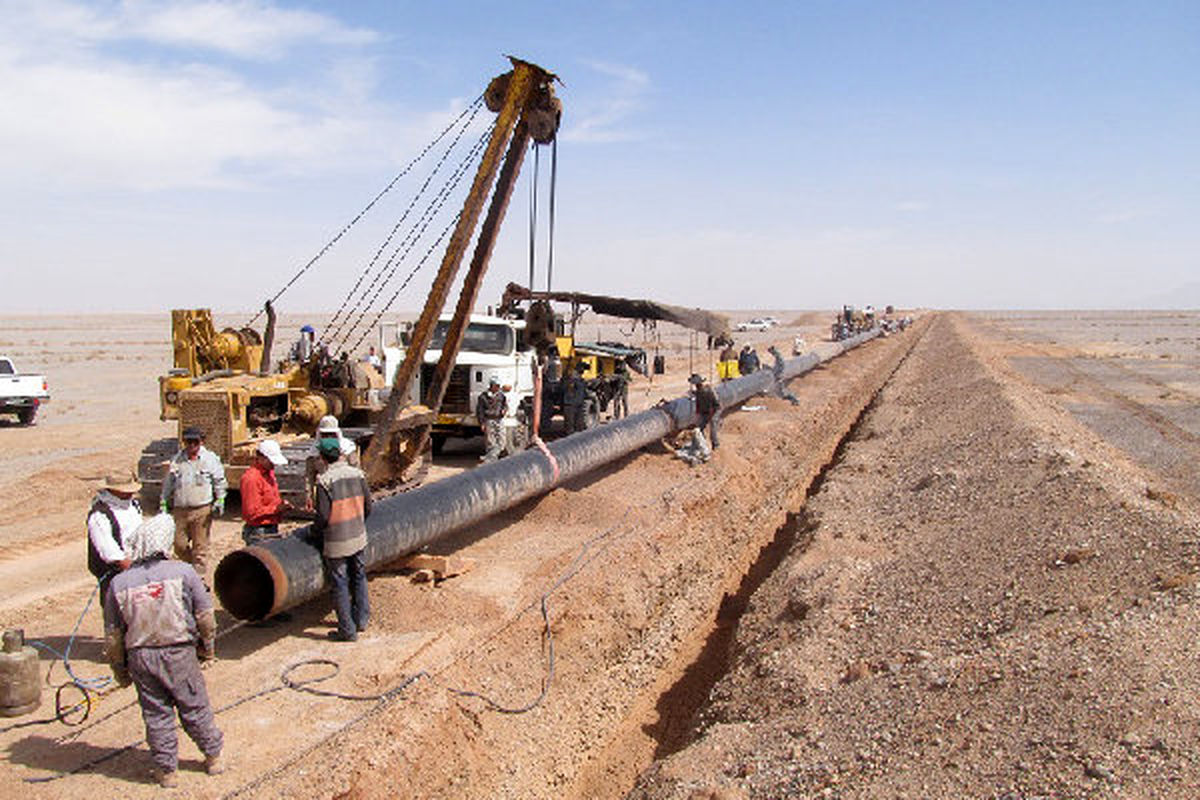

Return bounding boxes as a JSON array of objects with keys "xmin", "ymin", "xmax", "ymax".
[
  {"xmin": 313, "ymin": 438, "xmax": 373, "ymax": 642},
  {"xmin": 160, "ymin": 426, "xmax": 227, "ymax": 587},
  {"xmin": 767, "ymin": 346, "xmax": 800, "ymax": 405},
  {"xmin": 475, "ymin": 377, "xmax": 508, "ymax": 463},
  {"xmin": 104, "ymin": 514, "xmax": 224, "ymax": 788},
  {"xmin": 612, "ymin": 361, "xmax": 630, "ymax": 419}
]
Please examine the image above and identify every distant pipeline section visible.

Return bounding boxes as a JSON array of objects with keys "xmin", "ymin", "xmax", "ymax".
[{"xmin": 215, "ymin": 330, "xmax": 883, "ymax": 620}]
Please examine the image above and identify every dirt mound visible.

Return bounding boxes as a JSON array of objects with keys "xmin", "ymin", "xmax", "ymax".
[{"xmin": 628, "ymin": 314, "xmax": 1200, "ymax": 798}]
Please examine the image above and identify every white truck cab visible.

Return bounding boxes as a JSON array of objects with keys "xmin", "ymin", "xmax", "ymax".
[{"xmin": 379, "ymin": 314, "xmax": 536, "ymax": 453}]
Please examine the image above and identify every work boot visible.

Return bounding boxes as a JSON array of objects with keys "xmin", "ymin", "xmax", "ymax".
[
  {"xmin": 155, "ymin": 768, "xmax": 178, "ymax": 788},
  {"xmin": 205, "ymin": 751, "xmax": 226, "ymax": 775},
  {"xmin": 327, "ymin": 630, "xmax": 357, "ymax": 642}
]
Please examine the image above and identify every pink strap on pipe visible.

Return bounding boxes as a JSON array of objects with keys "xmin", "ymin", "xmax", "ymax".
[{"xmin": 532, "ymin": 435, "xmax": 559, "ymax": 483}]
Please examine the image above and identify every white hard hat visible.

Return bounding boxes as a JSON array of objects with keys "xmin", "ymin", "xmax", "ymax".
[
  {"xmin": 317, "ymin": 415, "xmax": 341, "ymax": 434},
  {"xmin": 340, "ymin": 437, "xmax": 357, "ymax": 456},
  {"xmin": 257, "ymin": 439, "xmax": 288, "ymax": 466}
]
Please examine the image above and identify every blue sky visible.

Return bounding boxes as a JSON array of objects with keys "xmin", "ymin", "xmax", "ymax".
[{"xmin": 1, "ymin": 0, "xmax": 1196, "ymax": 313}]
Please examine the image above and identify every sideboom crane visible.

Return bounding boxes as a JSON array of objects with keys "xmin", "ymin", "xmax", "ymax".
[{"xmin": 362, "ymin": 57, "xmax": 561, "ymax": 487}]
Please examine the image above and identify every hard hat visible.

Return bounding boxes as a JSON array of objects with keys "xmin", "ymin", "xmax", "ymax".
[
  {"xmin": 182, "ymin": 426, "xmax": 205, "ymax": 441},
  {"xmin": 688, "ymin": 373, "xmax": 704, "ymax": 385},
  {"xmin": 317, "ymin": 438, "xmax": 341, "ymax": 458},
  {"xmin": 256, "ymin": 439, "xmax": 288, "ymax": 466},
  {"xmin": 317, "ymin": 415, "xmax": 340, "ymax": 434},
  {"xmin": 300, "ymin": 325, "xmax": 315, "ymax": 334},
  {"xmin": 488, "ymin": 376, "xmax": 500, "ymax": 386},
  {"xmin": 340, "ymin": 437, "xmax": 357, "ymax": 457}
]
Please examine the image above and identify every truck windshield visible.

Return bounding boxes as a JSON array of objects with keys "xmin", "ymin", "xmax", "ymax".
[
  {"xmin": 430, "ymin": 322, "xmax": 513, "ymax": 355},
  {"xmin": 0, "ymin": 360, "xmax": 12, "ymax": 375}
]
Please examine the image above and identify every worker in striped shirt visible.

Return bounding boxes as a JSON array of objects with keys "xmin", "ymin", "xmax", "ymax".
[{"xmin": 312, "ymin": 437, "xmax": 373, "ymax": 642}]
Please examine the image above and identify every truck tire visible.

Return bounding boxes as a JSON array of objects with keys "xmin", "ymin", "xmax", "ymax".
[
  {"xmin": 580, "ymin": 399, "xmax": 600, "ymax": 431},
  {"xmin": 431, "ymin": 433, "xmax": 447, "ymax": 456},
  {"xmin": 17, "ymin": 406, "xmax": 36, "ymax": 426}
]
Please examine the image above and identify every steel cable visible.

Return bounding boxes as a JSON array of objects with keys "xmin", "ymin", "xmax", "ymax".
[
  {"xmin": 246, "ymin": 95, "xmax": 484, "ymax": 327},
  {"xmin": 334, "ymin": 120, "xmax": 494, "ymax": 353},
  {"xmin": 324, "ymin": 100, "xmax": 486, "ymax": 342}
]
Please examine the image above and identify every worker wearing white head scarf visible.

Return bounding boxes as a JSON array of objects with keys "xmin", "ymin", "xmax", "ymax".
[
  {"xmin": 104, "ymin": 513, "xmax": 223, "ymax": 786},
  {"xmin": 123, "ymin": 513, "xmax": 176, "ymax": 563}
]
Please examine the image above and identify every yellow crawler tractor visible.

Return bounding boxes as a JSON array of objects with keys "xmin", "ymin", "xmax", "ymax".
[{"xmin": 139, "ymin": 307, "xmax": 429, "ymax": 511}]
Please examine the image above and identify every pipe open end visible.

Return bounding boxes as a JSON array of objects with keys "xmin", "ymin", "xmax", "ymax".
[{"xmin": 214, "ymin": 549, "xmax": 277, "ymax": 620}]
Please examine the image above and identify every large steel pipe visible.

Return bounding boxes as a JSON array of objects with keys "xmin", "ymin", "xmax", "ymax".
[{"xmin": 215, "ymin": 329, "xmax": 882, "ymax": 619}]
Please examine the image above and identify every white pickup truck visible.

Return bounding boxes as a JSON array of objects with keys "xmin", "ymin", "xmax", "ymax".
[{"xmin": 0, "ymin": 357, "xmax": 50, "ymax": 425}]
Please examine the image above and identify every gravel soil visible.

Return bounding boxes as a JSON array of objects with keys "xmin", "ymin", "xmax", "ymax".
[{"xmin": 628, "ymin": 312, "xmax": 1200, "ymax": 799}]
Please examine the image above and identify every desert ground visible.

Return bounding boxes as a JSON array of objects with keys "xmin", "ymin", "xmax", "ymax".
[{"xmin": 2, "ymin": 309, "xmax": 1199, "ymax": 799}]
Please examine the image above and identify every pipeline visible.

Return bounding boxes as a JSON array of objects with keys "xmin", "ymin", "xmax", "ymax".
[{"xmin": 215, "ymin": 330, "xmax": 882, "ymax": 619}]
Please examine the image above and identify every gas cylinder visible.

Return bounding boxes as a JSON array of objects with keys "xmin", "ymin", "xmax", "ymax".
[{"xmin": 0, "ymin": 629, "xmax": 41, "ymax": 717}]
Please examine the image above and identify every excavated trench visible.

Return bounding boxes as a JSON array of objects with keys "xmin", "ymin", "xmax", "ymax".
[
  {"xmin": 223, "ymin": 320, "xmax": 932, "ymax": 800},
  {"xmin": 631, "ymin": 329, "xmax": 921, "ymax": 767}
]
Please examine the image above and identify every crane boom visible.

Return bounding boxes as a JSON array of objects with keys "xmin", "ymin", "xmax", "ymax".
[{"xmin": 362, "ymin": 57, "xmax": 560, "ymax": 487}]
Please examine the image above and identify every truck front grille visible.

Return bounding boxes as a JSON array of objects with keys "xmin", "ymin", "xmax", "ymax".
[{"xmin": 421, "ymin": 364, "xmax": 471, "ymax": 414}]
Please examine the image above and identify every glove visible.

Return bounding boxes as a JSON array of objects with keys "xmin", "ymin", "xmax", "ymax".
[
  {"xmin": 160, "ymin": 499, "xmax": 169, "ymax": 514},
  {"xmin": 212, "ymin": 499, "xmax": 225, "ymax": 516},
  {"xmin": 112, "ymin": 666, "xmax": 132, "ymax": 688}
]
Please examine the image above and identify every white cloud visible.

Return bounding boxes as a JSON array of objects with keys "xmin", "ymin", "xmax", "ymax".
[
  {"xmin": 561, "ymin": 59, "xmax": 651, "ymax": 144},
  {"xmin": 0, "ymin": 1, "xmax": 456, "ymax": 191},
  {"xmin": 8, "ymin": 0, "xmax": 378, "ymax": 60}
]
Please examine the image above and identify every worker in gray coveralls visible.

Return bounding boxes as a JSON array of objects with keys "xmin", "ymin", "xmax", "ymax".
[
  {"xmin": 767, "ymin": 345, "xmax": 800, "ymax": 405},
  {"xmin": 476, "ymin": 377, "xmax": 508, "ymax": 463},
  {"xmin": 104, "ymin": 515, "xmax": 224, "ymax": 788}
]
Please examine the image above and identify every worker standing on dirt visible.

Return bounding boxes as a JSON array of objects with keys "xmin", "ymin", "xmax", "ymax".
[
  {"xmin": 239, "ymin": 440, "xmax": 291, "ymax": 544},
  {"xmin": 738, "ymin": 345, "xmax": 759, "ymax": 376},
  {"xmin": 160, "ymin": 427, "xmax": 227, "ymax": 588},
  {"xmin": 767, "ymin": 346, "xmax": 800, "ymax": 405},
  {"xmin": 87, "ymin": 472, "xmax": 143, "ymax": 604},
  {"xmin": 313, "ymin": 438, "xmax": 372, "ymax": 642},
  {"xmin": 612, "ymin": 361, "xmax": 631, "ymax": 419},
  {"xmin": 563, "ymin": 361, "xmax": 590, "ymax": 433},
  {"xmin": 104, "ymin": 514, "xmax": 224, "ymax": 788},
  {"xmin": 718, "ymin": 341, "xmax": 739, "ymax": 381},
  {"xmin": 476, "ymin": 377, "xmax": 508, "ymax": 463},
  {"xmin": 690, "ymin": 373, "xmax": 721, "ymax": 450},
  {"xmin": 317, "ymin": 415, "xmax": 359, "ymax": 465}
]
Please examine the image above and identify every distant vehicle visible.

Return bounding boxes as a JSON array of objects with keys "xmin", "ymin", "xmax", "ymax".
[
  {"xmin": 0, "ymin": 357, "xmax": 50, "ymax": 426},
  {"xmin": 735, "ymin": 319, "xmax": 771, "ymax": 332},
  {"xmin": 760, "ymin": 316, "xmax": 780, "ymax": 327}
]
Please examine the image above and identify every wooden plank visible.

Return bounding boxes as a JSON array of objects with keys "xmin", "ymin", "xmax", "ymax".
[{"xmin": 395, "ymin": 554, "xmax": 476, "ymax": 580}]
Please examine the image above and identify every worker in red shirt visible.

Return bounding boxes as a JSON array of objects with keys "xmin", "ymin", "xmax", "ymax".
[{"xmin": 239, "ymin": 439, "xmax": 292, "ymax": 545}]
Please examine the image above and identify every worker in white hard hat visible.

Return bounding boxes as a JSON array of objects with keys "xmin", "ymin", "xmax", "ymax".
[
  {"xmin": 316, "ymin": 415, "xmax": 359, "ymax": 466},
  {"xmin": 239, "ymin": 439, "xmax": 293, "ymax": 545}
]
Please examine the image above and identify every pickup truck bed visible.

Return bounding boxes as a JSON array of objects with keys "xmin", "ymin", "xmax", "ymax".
[{"xmin": 0, "ymin": 357, "xmax": 50, "ymax": 425}]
